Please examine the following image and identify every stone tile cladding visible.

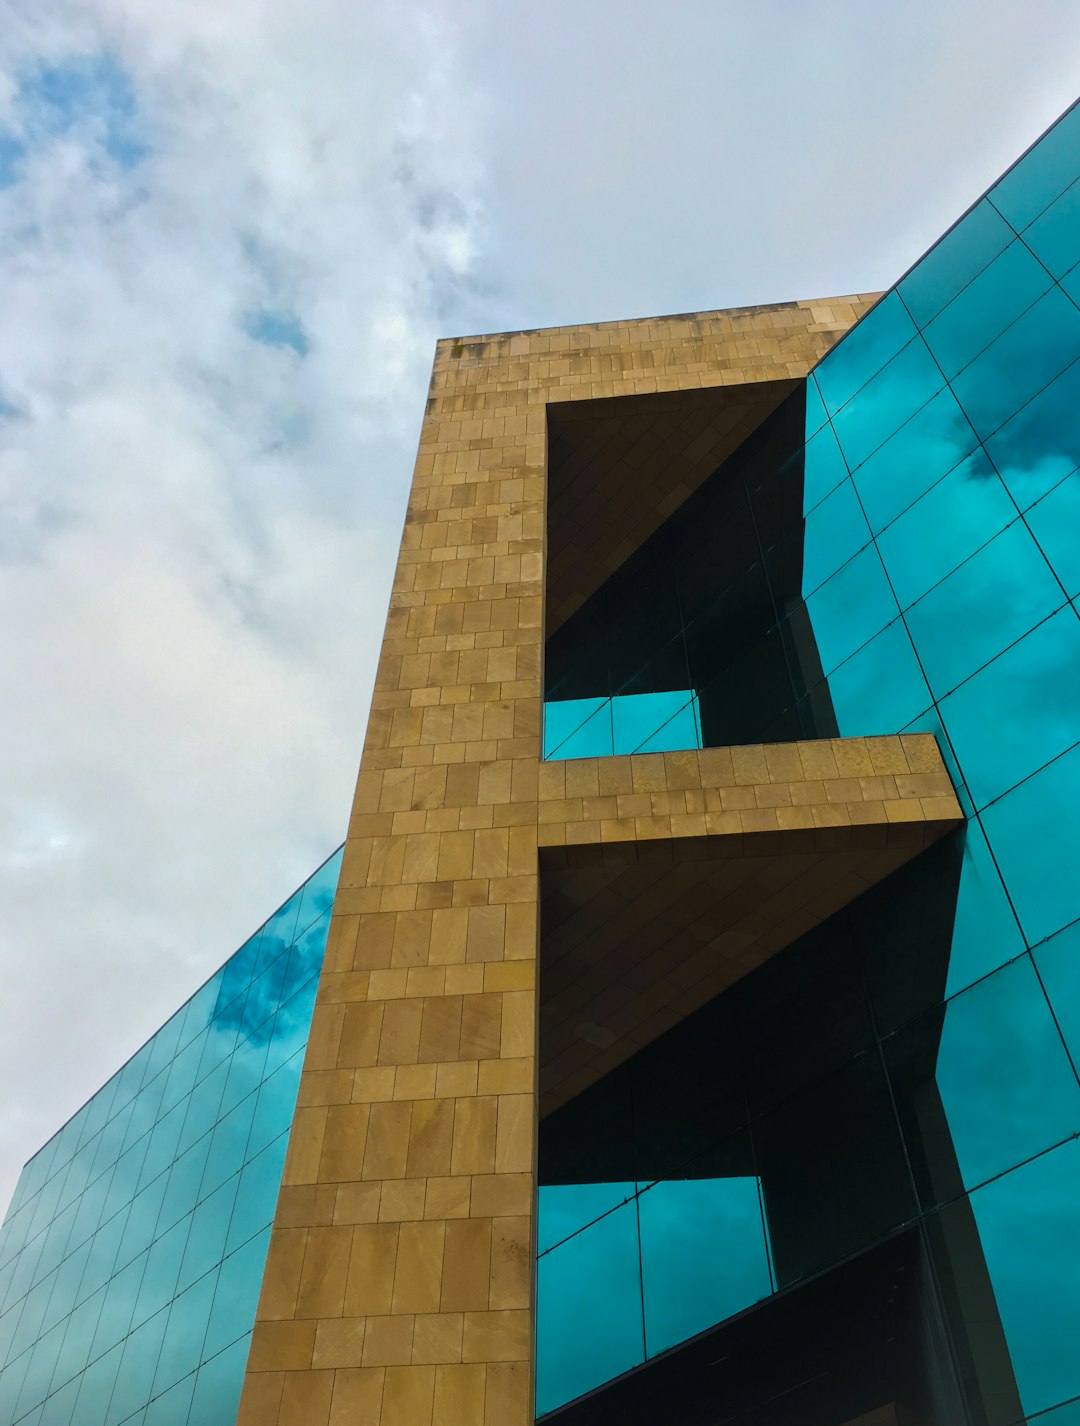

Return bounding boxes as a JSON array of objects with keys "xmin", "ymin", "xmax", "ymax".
[{"xmin": 234, "ymin": 296, "xmax": 882, "ymax": 1426}]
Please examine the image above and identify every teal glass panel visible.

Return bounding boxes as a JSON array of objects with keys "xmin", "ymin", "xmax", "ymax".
[
  {"xmin": 984, "ymin": 357, "xmax": 1080, "ymax": 510},
  {"xmin": 942, "ymin": 820, "xmax": 1026, "ymax": 1001},
  {"xmin": 202, "ymin": 1227, "xmax": 270, "ymax": 1362},
  {"xmin": 801, "ymin": 419, "xmax": 849, "ymax": 514},
  {"xmin": 826, "ymin": 618, "xmax": 931, "ymax": 737},
  {"xmin": 982, "ymin": 742, "xmax": 1080, "ymax": 946},
  {"xmin": 0, "ymin": 848, "xmax": 342, "ymax": 1426},
  {"xmin": 638, "ymin": 1175, "xmax": 772, "ymax": 1358},
  {"xmin": 1027, "ymin": 473, "xmax": 1080, "ymax": 598},
  {"xmin": 876, "ymin": 451, "xmax": 1013, "ymax": 610},
  {"xmin": 831, "ymin": 334, "xmax": 945, "ymax": 471},
  {"xmin": 940, "ymin": 607, "xmax": 1080, "ymax": 810},
  {"xmin": 814, "ymin": 292, "xmax": 917, "ymax": 416},
  {"xmin": 951, "ymin": 285, "xmax": 1080, "ymax": 442},
  {"xmin": 960, "ymin": 1138, "xmax": 1080, "ymax": 1418},
  {"xmin": 990, "ymin": 100, "xmax": 1080, "ymax": 232},
  {"xmin": 898, "ymin": 198, "xmax": 1014, "ymax": 328},
  {"xmin": 888, "ymin": 957, "xmax": 1080, "ymax": 1207},
  {"xmin": 1024, "ymin": 177, "xmax": 1080, "ymax": 279},
  {"xmin": 853, "ymin": 385, "xmax": 971, "ymax": 531},
  {"xmin": 1033, "ymin": 919, "xmax": 1080, "ymax": 1077},
  {"xmin": 922, "ymin": 239, "xmax": 1054, "ymax": 379},
  {"xmin": 804, "ymin": 544, "xmax": 898, "ymax": 674},
  {"xmin": 804, "ymin": 372, "xmax": 828, "ymax": 439},
  {"xmin": 186, "ymin": 1332, "xmax": 249, "ymax": 1425},
  {"xmin": 151, "ymin": 1269, "xmax": 216, "ymax": 1399},
  {"xmin": 143, "ymin": 1371, "xmax": 195, "ymax": 1425},
  {"xmin": 537, "ymin": 1181, "xmax": 635, "ymax": 1255},
  {"xmin": 801, "ymin": 477, "xmax": 871, "ymax": 596},
  {"xmin": 903, "ymin": 520, "xmax": 1064, "ymax": 698},
  {"xmin": 542, "ymin": 696, "xmax": 612, "ymax": 759},
  {"xmin": 613, "ymin": 690, "xmax": 701, "ymax": 754},
  {"xmin": 535, "ymin": 1199, "xmax": 644, "ymax": 1416}
]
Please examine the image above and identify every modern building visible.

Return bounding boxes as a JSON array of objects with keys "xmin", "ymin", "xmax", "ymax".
[{"xmin": 2, "ymin": 95, "xmax": 1080, "ymax": 1426}]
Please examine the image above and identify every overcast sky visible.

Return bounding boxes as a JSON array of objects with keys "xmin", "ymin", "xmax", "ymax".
[{"xmin": 1, "ymin": 0, "xmax": 1079, "ymax": 1213}]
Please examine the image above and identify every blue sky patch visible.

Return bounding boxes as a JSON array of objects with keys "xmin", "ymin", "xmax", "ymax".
[
  {"xmin": 244, "ymin": 310, "xmax": 309, "ymax": 357},
  {"xmin": 0, "ymin": 52, "xmax": 148, "ymax": 186}
]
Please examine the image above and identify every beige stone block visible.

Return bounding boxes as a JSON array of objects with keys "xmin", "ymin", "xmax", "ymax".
[
  {"xmin": 362, "ymin": 1316, "xmax": 416, "ymax": 1368},
  {"xmin": 345, "ymin": 1223, "xmax": 399, "ymax": 1316},
  {"xmin": 433, "ymin": 1363, "xmax": 486, "ymax": 1425},
  {"xmin": 380, "ymin": 1365, "xmax": 436, "ymax": 1426},
  {"xmin": 489, "ymin": 1216, "xmax": 532, "ymax": 1311},
  {"xmin": 451, "ymin": 1096, "xmax": 498, "ymax": 1175},
  {"xmin": 392, "ymin": 1220, "xmax": 447, "ymax": 1314},
  {"xmin": 318, "ymin": 1104, "xmax": 371, "ymax": 1184},
  {"xmin": 297, "ymin": 1225, "xmax": 352, "ymax": 1318},
  {"xmin": 236, "ymin": 1372, "xmax": 284, "ymax": 1425},
  {"xmin": 459, "ymin": 993, "xmax": 502, "ymax": 1059},
  {"xmin": 328, "ymin": 1368, "xmax": 385, "ymax": 1426},
  {"xmin": 363, "ymin": 1101, "xmax": 413, "ymax": 1180},
  {"xmin": 256, "ymin": 1228, "xmax": 308, "ymax": 1320},
  {"xmin": 442, "ymin": 1217, "xmax": 492, "ymax": 1312},
  {"xmin": 484, "ymin": 1361, "xmax": 532, "ymax": 1426},
  {"xmin": 379, "ymin": 1178, "xmax": 428, "ymax": 1221},
  {"xmin": 425, "ymin": 1175, "xmax": 471, "ymax": 1220},
  {"xmin": 278, "ymin": 1370, "xmax": 335, "ymax": 1426},
  {"xmin": 313, "ymin": 1317, "xmax": 366, "ymax": 1369},
  {"xmin": 462, "ymin": 1308, "xmax": 531, "ymax": 1361},
  {"xmin": 249, "ymin": 1318, "xmax": 316, "ymax": 1371},
  {"xmin": 407, "ymin": 1098, "xmax": 456, "ymax": 1178},
  {"xmin": 413, "ymin": 1312, "xmax": 465, "ymax": 1365},
  {"xmin": 393, "ymin": 1062, "xmax": 437, "ymax": 1100}
]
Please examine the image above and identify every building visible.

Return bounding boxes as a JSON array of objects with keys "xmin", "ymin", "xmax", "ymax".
[{"xmin": 2, "ymin": 95, "xmax": 1080, "ymax": 1426}]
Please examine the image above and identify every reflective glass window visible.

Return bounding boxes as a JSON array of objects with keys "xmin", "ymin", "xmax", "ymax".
[
  {"xmin": 982, "ymin": 741, "xmax": 1080, "ymax": 946},
  {"xmin": 805, "ymin": 544, "xmax": 898, "ymax": 674},
  {"xmin": 990, "ymin": 100, "xmax": 1080, "ymax": 232},
  {"xmin": 849, "ymin": 385, "xmax": 978, "ymax": 536},
  {"xmin": 876, "ymin": 451, "xmax": 1014, "ymax": 610},
  {"xmin": 898, "ymin": 198, "xmax": 1015, "ymax": 329},
  {"xmin": 921, "ymin": 238, "xmax": 1054, "ymax": 379},
  {"xmin": 638, "ymin": 1168, "xmax": 772, "ymax": 1358},
  {"xmin": 1033, "ymin": 919, "xmax": 1080, "ymax": 1078},
  {"xmin": 1026, "ymin": 472, "xmax": 1080, "ymax": 599},
  {"xmin": 535, "ymin": 1199, "xmax": 644, "ymax": 1416},
  {"xmin": 951, "ymin": 285, "xmax": 1080, "ymax": 442},
  {"xmin": 942, "ymin": 820, "xmax": 1026, "ymax": 1001},
  {"xmin": 985, "ymin": 357, "xmax": 1080, "ymax": 512},
  {"xmin": 940, "ymin": 606, "xmax": 1080, "ymax": 810},
  {"xmin": 958, "ymin": 1137, "xmax": 1080, "ymax": 1418},
  {"xmin": 831, "ymin": 334, "xmax": 945, "ymax": 472},
  {"xmin": 825, "ymin": 618, "xmax": 931, "ymax": 738},
  {"xmin": 1024, "ymin": 177, "xmax": 1080, "ymax": 279},
  {"xmin": 537, "ymin": 1182, "xmax": 635, "ymax": 1256},
  {"xmin": 543, "ymin": 697, "xmax": 612, "ymax": 759},
  {"xmin": 903, "ymin": 519, "xmax": 1064, "ymax": 698},
  {"xmin": 801, "ymin": 477, "xmax": 870, "ymax": 596},
  {"xmin": 801, "ymin": 418, "xmax": 849, "ymax": 514},
  {"xmin": 886, "ymin": 956, "xmax": 1080, "ymax": 1209},
  {"xmin": 815, "ymin": 292, "xmax": 917, "ymax": 416}
]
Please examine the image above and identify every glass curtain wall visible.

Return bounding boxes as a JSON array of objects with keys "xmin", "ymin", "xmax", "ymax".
[
  {"xmin": 537, "ymin": 95, "xmax": 1080, "ymax": 1426},
  {"xmin": 0, "ymin": 847, "xmax": 343, "ymax": 1426}
]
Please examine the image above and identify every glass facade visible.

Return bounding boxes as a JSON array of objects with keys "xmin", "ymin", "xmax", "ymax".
[
  {"xmin": 0, "ymin": 847, "xmax": 342, "ymax": 1426},
  {"xmin": 538, "ymin": 97, "xmax": 1080, "ymax": 1426}
]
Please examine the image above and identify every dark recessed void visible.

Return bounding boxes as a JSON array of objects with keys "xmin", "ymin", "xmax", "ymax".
[
  {"xmin": 544, "ymin": 385, "xmax": 840, "ymax": 751},
  {"xmin": 536, "ymin": 833, "xmax": 1028, "ymax": 1425}
]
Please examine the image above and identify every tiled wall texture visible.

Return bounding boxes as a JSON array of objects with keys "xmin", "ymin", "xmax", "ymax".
[{"xmin": 234, "ymin": 297, "xmax": 877, "ymax": 1426}]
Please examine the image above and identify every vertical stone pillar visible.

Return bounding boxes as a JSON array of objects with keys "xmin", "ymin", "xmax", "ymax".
[{"xmin": 237, "ymin": 333, "xmax": 545, "ymax": 1426}]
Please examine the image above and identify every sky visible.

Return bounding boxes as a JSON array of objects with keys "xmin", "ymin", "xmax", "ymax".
[{"xmin": 1, "ymin": 0, "xmax": 1079, "ymax": 1214}]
